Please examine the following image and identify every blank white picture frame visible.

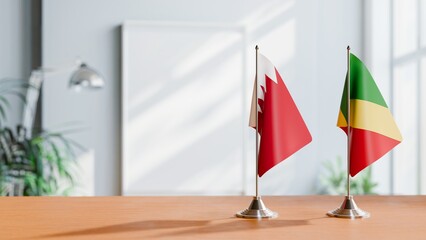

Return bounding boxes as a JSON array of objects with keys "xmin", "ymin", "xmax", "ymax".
[{"xmin": 121, "ymin": 21, "xmax": 247, "ymax": 195}]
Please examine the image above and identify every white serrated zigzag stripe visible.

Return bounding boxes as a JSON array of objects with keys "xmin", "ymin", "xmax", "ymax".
[{"xmin": 249, "ymin": 53, "xmax": 278, "ymax": 127}]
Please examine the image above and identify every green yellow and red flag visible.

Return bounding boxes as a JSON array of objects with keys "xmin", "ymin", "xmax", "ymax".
[{"xmin": 337, "ymin": 53, "xmax": 402, "ymax": 177}]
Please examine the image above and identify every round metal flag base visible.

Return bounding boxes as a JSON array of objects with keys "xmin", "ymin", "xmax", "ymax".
[
  {"xmin": 327, "ymin": 195, "xmax": 370, "ymax": 219},
  {"xmin": 236, "ymin": 196, "xmax": 278, "ymax": 219}
]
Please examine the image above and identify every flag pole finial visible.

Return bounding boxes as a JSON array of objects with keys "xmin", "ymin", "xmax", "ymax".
[
  {"xmin": 347, "ymin": 45, "xmax": 351, "ymax": 51},
  {"xmin": 255, "ymin": 45, "xmax": 259, "ymax": 50}
]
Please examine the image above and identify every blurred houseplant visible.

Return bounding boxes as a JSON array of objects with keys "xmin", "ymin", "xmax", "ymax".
[
  {"xmin": 0, "ymin": 79, "xmax": 81, "ymax": 196},
  {"xmin": 319, "ymin": 156, "xmax": 378, "ymax": 195}
]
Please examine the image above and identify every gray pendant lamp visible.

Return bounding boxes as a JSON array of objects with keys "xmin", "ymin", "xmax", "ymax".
[{"xmin": 69, "ymin": 63, "xmax": 105, "ymax": 90}]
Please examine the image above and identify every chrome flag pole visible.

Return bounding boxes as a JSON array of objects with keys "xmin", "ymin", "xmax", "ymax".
[
  {"xmin": 256, "ymin": 44, "xmax": 260, "ymax": 199},
  {"xmin": 236, "ymin": 45, "xmax": 277, "ymax": 219},
  {"xmin": 327, "ymin": 46, "xmax": 370, "ymax": 219}
]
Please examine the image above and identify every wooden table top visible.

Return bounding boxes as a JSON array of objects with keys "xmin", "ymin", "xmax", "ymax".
[{"xmin": 1, "ymin": 195, "xmax": 425, "ymax": 239}]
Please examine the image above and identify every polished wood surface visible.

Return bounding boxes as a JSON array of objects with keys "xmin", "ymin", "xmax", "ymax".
[{"xmin": 1, "ymin": 196, "xmax": 425, "ymax": 239}]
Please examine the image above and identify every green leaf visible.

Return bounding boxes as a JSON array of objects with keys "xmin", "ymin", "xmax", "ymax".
[
  {"xmin": 0, "ymin": 106, "xmax": 6, "ymax": 123},
  {"xmin": 24, "ymin": 174, "xmax": 37, "ymax": 195}
]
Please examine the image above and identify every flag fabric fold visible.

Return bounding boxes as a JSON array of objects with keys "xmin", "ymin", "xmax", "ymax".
[
  {"xmin": 249, "ymin": 53, "xmax": 312, "ymax": 177},
  {"xmin": 337, "ymin": 53, "xmax": 402, "ymax": 177}
]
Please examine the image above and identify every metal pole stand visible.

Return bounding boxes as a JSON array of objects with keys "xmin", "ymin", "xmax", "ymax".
[
  {"xmin": 236, "ymin": 196, "xmax": 277, "ymax": 219},
  {"xmin": 327, "ymin": 195, "xmax": 370, "ymax": 219}
]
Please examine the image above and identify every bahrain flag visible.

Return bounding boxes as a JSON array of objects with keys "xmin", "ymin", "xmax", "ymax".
[{"xmin": 249, "ymin": 53, "xmax": 312, "ymax": 177}]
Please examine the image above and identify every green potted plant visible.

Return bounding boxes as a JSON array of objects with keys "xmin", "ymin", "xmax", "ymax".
[{"xmin": 0, "ymin": 79, "xmax": 81, "ymax": 196}]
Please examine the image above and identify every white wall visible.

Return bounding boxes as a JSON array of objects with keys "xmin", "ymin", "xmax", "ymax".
[
  {"xmin": 42, "ymin": 0, "xmax": 363, "ymax": 195},
  {"xmin": 0, "ymin": 0, "xmax": 32, "ymax": 127}
]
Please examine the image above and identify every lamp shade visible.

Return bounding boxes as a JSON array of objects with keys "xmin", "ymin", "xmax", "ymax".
[{"xmin": 69, "ymin": 63, "xmax": 104, "ymax": 90}]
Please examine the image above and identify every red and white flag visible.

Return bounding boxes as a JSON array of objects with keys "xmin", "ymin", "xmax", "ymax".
[{"xmin": 249, "ymin": 53, "xmax": 312, "ymax": 177}]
